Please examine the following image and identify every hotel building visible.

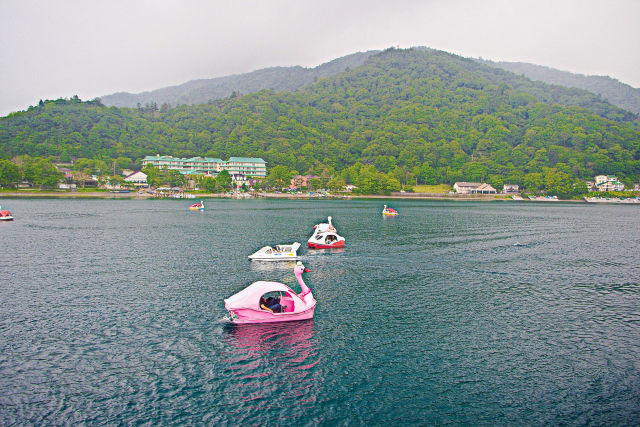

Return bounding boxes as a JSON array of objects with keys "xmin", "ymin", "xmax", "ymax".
[{"xmin": 142, "ymin": 155, "xmax": 267, "ymax": 179}]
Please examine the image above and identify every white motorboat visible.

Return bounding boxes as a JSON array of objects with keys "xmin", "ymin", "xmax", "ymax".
[{"xmin": 248, "ymin": 242, "xmax": 301, "ymax": 261}]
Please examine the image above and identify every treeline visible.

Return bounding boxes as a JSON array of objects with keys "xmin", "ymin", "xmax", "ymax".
[
  {"xmin": 1, "ymin": 48, "xmax": 640, "ymax": 193},
  {"xmin": 0, "ymin": 156, "xmax": 62, "ymax": 188}
]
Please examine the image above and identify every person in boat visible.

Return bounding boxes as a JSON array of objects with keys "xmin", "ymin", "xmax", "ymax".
[
  {"xmin": 260, "ymin": 296, "xmax": 282, "ymax": 313},
  {"xmin": 326, "ymin": 235, "xmax": 336, "ymax": 244}
]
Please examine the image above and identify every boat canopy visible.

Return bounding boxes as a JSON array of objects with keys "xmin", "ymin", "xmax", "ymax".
[
  {"xmin": 224, "ymin": 281, "xmax": 304, "ymax": 310},
  {"xmin": 275, "ymin": 242, "xmax": 301, "ymax": 252}
]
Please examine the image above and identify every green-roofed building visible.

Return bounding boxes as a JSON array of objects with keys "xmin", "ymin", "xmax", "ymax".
[
  {"xmin": 226, "ymin": 157, "xmax": 267, "ymax": 178},
  {"xmin": 141, "ymin": 155, "xmax": 267, "ymax": 178}
]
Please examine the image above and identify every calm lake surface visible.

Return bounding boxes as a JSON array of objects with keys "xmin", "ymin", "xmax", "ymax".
[{"xmin": 1, "ymin": 198, "xmax": 639, "ymax": 425}]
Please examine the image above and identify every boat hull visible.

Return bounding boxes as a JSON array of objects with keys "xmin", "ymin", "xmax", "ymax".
[
  {"xmin": 307, "ymin": 240, "xmax": 345, "ymax": 249},
  {"xmin": 228, "ymin": 305, "xmax": 315, "ymax": 324},
  {"xmin": 0, "ymin": 217, "xmax": 14, "ymax": 221}
]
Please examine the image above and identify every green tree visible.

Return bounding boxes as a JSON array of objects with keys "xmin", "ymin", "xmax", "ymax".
[
  {"xmin": 215, "ymin": 169, "xmax": 232, "ymax": 189},
  {"xmin": 142, "ymin": 164, "xmax": 159, "ymax": 187},
  {"xmin": 327, "ymin": 177, "xmax": 347, "ymax": 191},
  {"xmin": 0, "ymin": 159, "xmax": 21, "ymax": 188},
  {"xmin": 417, "ymin": 163, "xmax": 437, "ymax": 184},
  {"xmin": 200, "ymin": 176, "xmax": 219, "ymax": 192},
  {"xmin": 308, "ymin": 178, "xmax": 324, "ymax": 190},
  {"xmin": 22, "ymin": 157, "xmax": 62, "ymax": 188},
  {"xmin": 523, "ymin": 172, "xmax": 544, "ymax": 192},
  {"xmin": 264, "ymin": 165, "xmax": 295, "ymax": 189}
]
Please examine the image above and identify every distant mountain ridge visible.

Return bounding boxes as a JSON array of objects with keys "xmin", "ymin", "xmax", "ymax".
[
  {"xmin": 100, "ymin": 51, "xmax": 379, "ymax": 108},
  {"xmin": 480, "ymin": 60, "xmax": 640, "ymax": 114}
]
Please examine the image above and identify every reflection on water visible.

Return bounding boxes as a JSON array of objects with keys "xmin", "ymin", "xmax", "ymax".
[
  {"xmin": 305, "ymin": 247, "xmax": 346, "ymax": 256},
  {"xmin": 249, "ymin": 260, "xmax": 297, "ymax": 273},
  {"xmin": 220, "ymin": 321, "xmax": 321, "ymax": 420}
]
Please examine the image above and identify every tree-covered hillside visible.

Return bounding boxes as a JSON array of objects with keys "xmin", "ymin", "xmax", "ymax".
[
  {"xmin": 100, "ymin": 51, "xmax": 378, "ymax": 108},
  {"xmin": 482, "ymin": 60, "xmax": 640, "ymax": 114},
  {"xmin": 2, "ymin": 47, "xmax": 640, "ymax": 193}
]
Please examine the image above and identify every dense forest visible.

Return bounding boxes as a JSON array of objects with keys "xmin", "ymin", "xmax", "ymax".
[
  {"xmin": 482, "ymin": 60, "xmax": 640, "ymax": 114},
  {"xmin": 1, "ymin": 47, "xmax": 640, "ymax": 195}
]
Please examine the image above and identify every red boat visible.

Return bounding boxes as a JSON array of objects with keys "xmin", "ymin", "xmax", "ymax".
[{"xmin": 0, "ymin": 206, "xmax": 14, "ymax": 221}]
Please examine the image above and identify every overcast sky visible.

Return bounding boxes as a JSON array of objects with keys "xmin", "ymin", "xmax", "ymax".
[{"xmin": 1, "ymin": 0, "xmax": 639, "ymax": 116}]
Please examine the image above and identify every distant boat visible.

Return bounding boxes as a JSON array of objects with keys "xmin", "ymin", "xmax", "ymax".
[
  {"xmin": 189, "ymin": 200, "xmax": 205, "ymax": 211},
  {"xmin": 528, "ymin": 195, "xmax": 559, "ymax": 201},
  {"xmin": 110, "ymin": 189, "xmax": 130, "ymax": 193},
  {"xmin": 584, "ymin": 196, "xmax": 640, "ymax": 204},
  {"xmin": 0, "ymin": 205, "xmax": 14, "ymax": 221},
  {"xmin": 382, "ymin": 204, "xmax": 399, "ymax": 216}
]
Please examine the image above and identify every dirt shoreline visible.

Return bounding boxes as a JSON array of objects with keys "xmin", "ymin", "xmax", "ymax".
[{"xmin": 0, "ymin": 191, "xmax": 580, "ymax": 202}]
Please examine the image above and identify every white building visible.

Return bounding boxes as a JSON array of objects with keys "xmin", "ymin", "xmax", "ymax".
[
  {"xmin": 141, "ymin": 155, "xmax": 267, "ymax": 179},
  {"xmin": 594, "ymin": 175, "xmax": 624, "ymax": 192},
  {"xmin": 453, "ymin": 182, "xmax": 497, "ymax": 194},
  {"xmin": 124, "ymin": 171, "xmax": 148, "ymax": 187},
  {"xmin": 502, "ymin": 184, "xmax": 519, "ymax": 194},
  {"xmin": 453, "ymin": 182, "xmax": 480, "ymax": 194}
]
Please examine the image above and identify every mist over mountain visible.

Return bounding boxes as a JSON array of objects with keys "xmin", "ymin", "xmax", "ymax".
[
  {"xmin": 100, "ymin": 51, "xmax": 379, "ymax": 108},
  {"xmin": 101, "ymin": 47, "xmax": 640, "ymax": 119},
  {"xmin": 481, "ymin": 60, "xmax": 640, "ymax": 114}
]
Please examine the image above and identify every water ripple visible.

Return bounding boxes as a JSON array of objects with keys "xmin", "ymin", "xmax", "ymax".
[{"xmin": 1, "ymin": 199, "xmax": 639, "ymax": 424}]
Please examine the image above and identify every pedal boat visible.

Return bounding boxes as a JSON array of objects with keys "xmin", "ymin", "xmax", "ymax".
[
  {"xmin": 0, "ymin": 206, "xmax": 14, "ymax": 221},
  {"xmin": 189, "ymin": 200, "xmax": 205, "ymax": 211},
  {"xmin": 307, "ymin": 216, "xmax": 345, "ymax": 249},
  {"xmin": 248, "ymin": 242, "xmax": 301, "ymax": 261},
  {"xmin": 224, "ymin": 262, "xmax": 316, "ymax": 324},
  {"xmin": 382, "ymin": 204, "xmax": 398, "ymax": 216}
]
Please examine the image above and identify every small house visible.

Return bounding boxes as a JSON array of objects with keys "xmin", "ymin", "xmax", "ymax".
[{"xmin": 124, "ymin": 171, "xmax": 148, "ymax": 187}]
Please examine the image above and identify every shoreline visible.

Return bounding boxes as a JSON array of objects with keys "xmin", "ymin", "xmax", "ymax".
[{"xmin": 0, "ymin": 190, "xmax": 586, "ymax": 202}]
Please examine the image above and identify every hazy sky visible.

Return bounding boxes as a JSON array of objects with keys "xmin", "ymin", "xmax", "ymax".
[{"xmin": 1, "ymin": 0, "xmax": 639, "ymax": 116}]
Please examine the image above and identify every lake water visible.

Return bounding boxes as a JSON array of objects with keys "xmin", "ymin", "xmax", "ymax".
[{"xmin": 1, "ymin": 198, "xmax": 639, "ymax": 425}]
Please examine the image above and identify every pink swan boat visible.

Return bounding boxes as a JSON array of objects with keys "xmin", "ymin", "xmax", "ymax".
[
  {"xmin": 382, "ymin": 204, "xmax": 398, "ymax": 216},
  {"xmin": 224, "ymin": 262, "xmax": 316, "ymax": 324}
]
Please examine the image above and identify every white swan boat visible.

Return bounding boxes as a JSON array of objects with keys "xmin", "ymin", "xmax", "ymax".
[
  {"xmin": 307, "ymin": 216, "xmax": 345, "ymax": 249},
  {"xmin": 248, "ymin": 242, "xmax": 301, "ymax": 261}
]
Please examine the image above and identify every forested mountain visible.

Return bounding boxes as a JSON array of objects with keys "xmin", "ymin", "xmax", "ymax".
[
  {"xmin": 100, "ymin": 51, "xmax": 378, "ymax": 108},
  {"xmin": 481, "ymin": 60, "xmax": 640, "ymax": 114},
  {"xmin": 2, "ymin": 47, "xmax": 640, "ymax": 194}
]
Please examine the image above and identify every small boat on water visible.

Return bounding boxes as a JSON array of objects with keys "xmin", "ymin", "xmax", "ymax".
[
  {"xmin": 307, "ymin": 216, "xmax": 345, "ymax": 249},
  {"xmin": 248, "ymin": 242, "xmax": 301, "ymax": 261},
  {"xmin": 528, "ymin": 195, "xmax": 559, "ymax": 201},
  {"xmin": 224, "ymin": 262, "xmax": 316, "ymax": 324},
  {"xmin": 584, "ymin": 196, "xmax": 640, "ymax": 204},
  {"xmin": 0, "ymin": 206, "xmax": 14, "ymax": 221},
  {"xmin": 189, "ymin": 200, "xmax": 205, "ymax": 211},
  {"xmin": 382, "ymin": 204, "xmax": 399, "ymax": 216}
]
